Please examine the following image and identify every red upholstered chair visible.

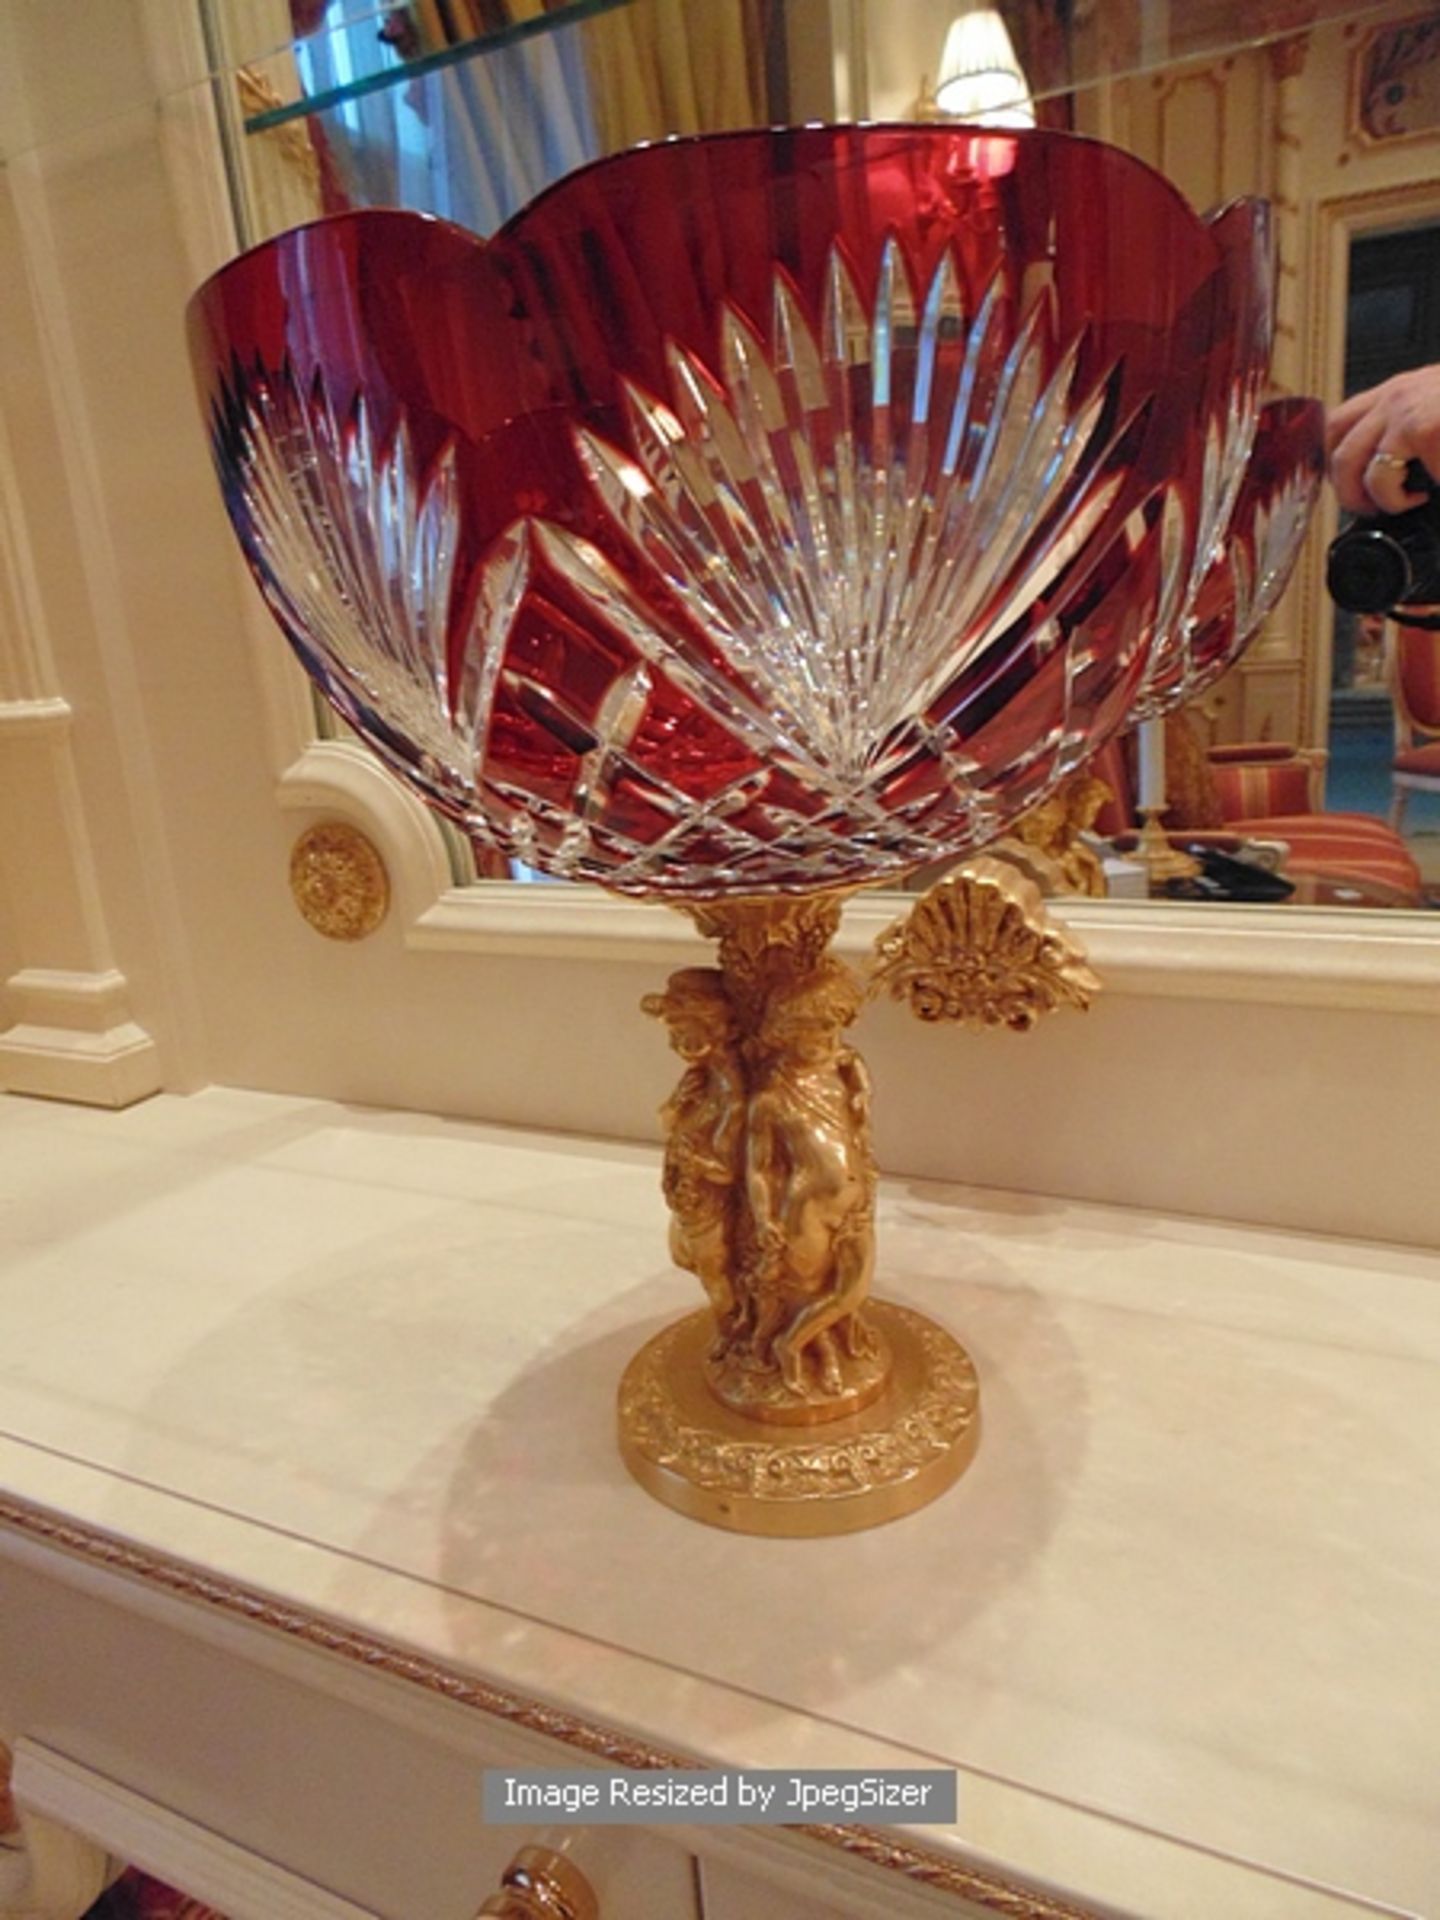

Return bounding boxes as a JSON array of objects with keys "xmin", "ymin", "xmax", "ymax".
[
  {"xmin": 1206, "ymin": 741, "xmax": 1326, "ymax": 818},
  {"xmin": 1087, "ymin": 720, "xmax": 1423, "ymax": 902},
  {"xmin": 1389, "ymin": 622, "xmax": 1440, "ymax": 834}
]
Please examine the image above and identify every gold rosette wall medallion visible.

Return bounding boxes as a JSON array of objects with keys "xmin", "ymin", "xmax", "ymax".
[{"xmin": 289, "ymin": 821, "xmax": 389, "ymax": 941}]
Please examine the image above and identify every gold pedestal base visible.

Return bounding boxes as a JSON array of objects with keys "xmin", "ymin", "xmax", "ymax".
[{"xmin": 618, "ymin": 1301, "xmax": 979, "ymax": 1536}]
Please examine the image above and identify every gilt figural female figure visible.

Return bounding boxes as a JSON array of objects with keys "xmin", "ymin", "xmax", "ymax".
[
  {"xmin": 646, "ymin": 917, "xmax": 886, "ymax": 1422},
  {"xmin": 738, "ymin": 961, "xmax": 879, "ymax": 1404},
  {"xmin": 642, "ymin": 968, "xmax": 745, "ymax": 1342}
]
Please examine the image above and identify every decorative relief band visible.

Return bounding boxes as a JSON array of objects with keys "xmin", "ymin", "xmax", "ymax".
[
  {"xmin": 621, "ymin": 1310, "xmax": 978, "ymax": 1497},
  {"xmin": 0, "ymin": 1491, "xmax": 1105, "ymax": 1920}
]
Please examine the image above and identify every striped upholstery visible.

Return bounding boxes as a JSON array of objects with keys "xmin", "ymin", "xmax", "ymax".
[
  {"xmin": 1084, "ymin": 719, "xmax": 1422, "ymax": 903},
  {"xmin": 1228, "ymin": 812, "xmax": 1423, "ymax": 896},
  {"xmin": 1207, "ymin": 753, "xmax": 1316, "ymax": 820}
]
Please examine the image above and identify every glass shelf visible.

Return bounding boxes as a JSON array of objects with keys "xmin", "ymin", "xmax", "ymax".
[
  {"xmin": 220, "ymin": 0, "xmax": 811, "ymax": 249},
  {"xmin": 214, "ymin": 0, "xmax": 1413, "ymax": 258},
  {"xmin": 241, "ymin": 0, "xmax": 636, "ymax": 135},
  {"xmin": 2, "ymin": 0, "xmax": 1408, "ymax": 173},
  {"xmin": 229, "ymin": 0, "xmax": 1410, "ymax": 145}
]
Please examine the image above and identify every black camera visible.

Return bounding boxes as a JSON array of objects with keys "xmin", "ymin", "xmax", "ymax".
[{"xmin": 1326, "ymin": 461, "xmax": 1440, "ymax": 617}]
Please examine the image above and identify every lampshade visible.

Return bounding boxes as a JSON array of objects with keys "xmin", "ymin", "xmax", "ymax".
[{"xmin": 934, "ymin": 9, "xmax": 1036, "ymax": 126}]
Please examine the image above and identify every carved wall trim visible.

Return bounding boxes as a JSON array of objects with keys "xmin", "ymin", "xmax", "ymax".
[
  {"xmin": 1154, "ymin": 64, "xmax": 1229, "ymax": 211},
  {"xmin": 1268, "ymin": 45, "xmax": 1309, "ymax": 388},
  {"xmin": 403, "ymin": 881, "xmax": 1440, "ymax": 1013},
  {"xmin": 276, "ymin": 741, "xmax": 458, "ymax": 927},
  {"xmin": 0, "ymin": 688, "xmax": 161, "ymax": 1108},
  {"xmin": 0, "ymin": 969, "xmax": 161, "ymax": 1109},
  {"xmin": 1268, "ymin": 29, "xmax": 1312, "ymax": 87},
  {"xmin": 0, "ymin": 410, "xmax": 54, "ymax": 707},
  {"xmin": 0, "ymin": 106, "xmax": 196, "ymax": 1102}
]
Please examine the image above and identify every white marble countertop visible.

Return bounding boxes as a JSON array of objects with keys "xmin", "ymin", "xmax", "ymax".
[{"xmin": 0, "ymin": 1088, "xmax": 1437, "ymax": 1920}]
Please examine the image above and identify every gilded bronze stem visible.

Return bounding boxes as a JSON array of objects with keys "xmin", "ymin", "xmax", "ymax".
[
  {"xmin": 625, "ymin": 864, "xmax": 1094, "ymax": 1533},
  {"xmin": 643, "ymin": 893, "xmax": 886, "ymax": 1427}
]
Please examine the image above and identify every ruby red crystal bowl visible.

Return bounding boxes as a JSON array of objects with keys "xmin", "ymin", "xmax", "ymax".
[{"xmin": 189, "ymin": 125, "xmax": 1319, "ymax": 896}]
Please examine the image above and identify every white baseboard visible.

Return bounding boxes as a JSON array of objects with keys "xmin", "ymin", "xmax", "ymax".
[{"xmin": 0, "ymin": 970, "xmax": 160, "ymax": 1108}]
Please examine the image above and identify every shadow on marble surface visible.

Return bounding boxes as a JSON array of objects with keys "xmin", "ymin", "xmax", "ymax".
[{"xmin": 417, "ymin": 1248, "xmax": 1089, "ymax": 1760}]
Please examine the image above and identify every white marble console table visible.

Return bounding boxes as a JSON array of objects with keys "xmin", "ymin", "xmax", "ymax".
[{"xmin": 0, "ymin": 1090, "xmax": 1436, "ymax": 1920}]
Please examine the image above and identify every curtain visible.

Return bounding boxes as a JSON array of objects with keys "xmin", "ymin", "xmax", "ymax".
[
  {"xmin": 283, "ymin": 0, "xmax": 779, "ymax": 235},
  {"xmin": 1001, "ymin": 0, "xmax": 1074, "ymax": 129},
  {"xmin": 295, "ymin": 1, "xmax": 599, "ymax": 234},
  {"xmin": 579, "ymin": 0, "xmax": 765, "ymax": 154}
]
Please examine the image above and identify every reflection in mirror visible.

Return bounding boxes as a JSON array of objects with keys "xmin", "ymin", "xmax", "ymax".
[
  {"xmin": 227, "ymin": 0, "xmax": 813, "ymax": 246},
  {"xmin": 211, "ymin": 0, "xmax": 1440, "ymax": 914}
]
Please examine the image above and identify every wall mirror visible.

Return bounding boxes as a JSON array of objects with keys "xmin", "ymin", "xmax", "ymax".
[{"xmin": 200, "ymin": 0, "xmax": 1440, "ymax": 929}]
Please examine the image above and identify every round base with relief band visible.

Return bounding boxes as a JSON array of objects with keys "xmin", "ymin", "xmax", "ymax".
[{"xmin": 617, "ymin": 1301, "xmax": 980, "ymax": 1536}]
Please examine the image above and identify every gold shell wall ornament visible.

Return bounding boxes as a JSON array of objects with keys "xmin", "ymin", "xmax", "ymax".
[
  {"xmin": 289, "ymin": 822, "xmax": 390, "ymax": 941},
  {"xmin": 871, "ymin": 859, "xmax": 1101, "ymax": 1031}
]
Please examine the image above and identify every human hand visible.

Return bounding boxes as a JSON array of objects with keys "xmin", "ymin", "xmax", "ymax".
[{"xmin": 1325, "ymin": 366, "xmax": 1440, "ymax": 514}]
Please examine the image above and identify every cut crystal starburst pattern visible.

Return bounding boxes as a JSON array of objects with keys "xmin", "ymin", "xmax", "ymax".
[{"xmin": 191, "ymin": 127, "xmax": 1320, "ymax": 896}]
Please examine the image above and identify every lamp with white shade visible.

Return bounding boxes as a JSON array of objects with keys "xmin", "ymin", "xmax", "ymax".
[{"xmin": 933, "ymin": 7, "xmax": 1037, "ymax": 126}]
